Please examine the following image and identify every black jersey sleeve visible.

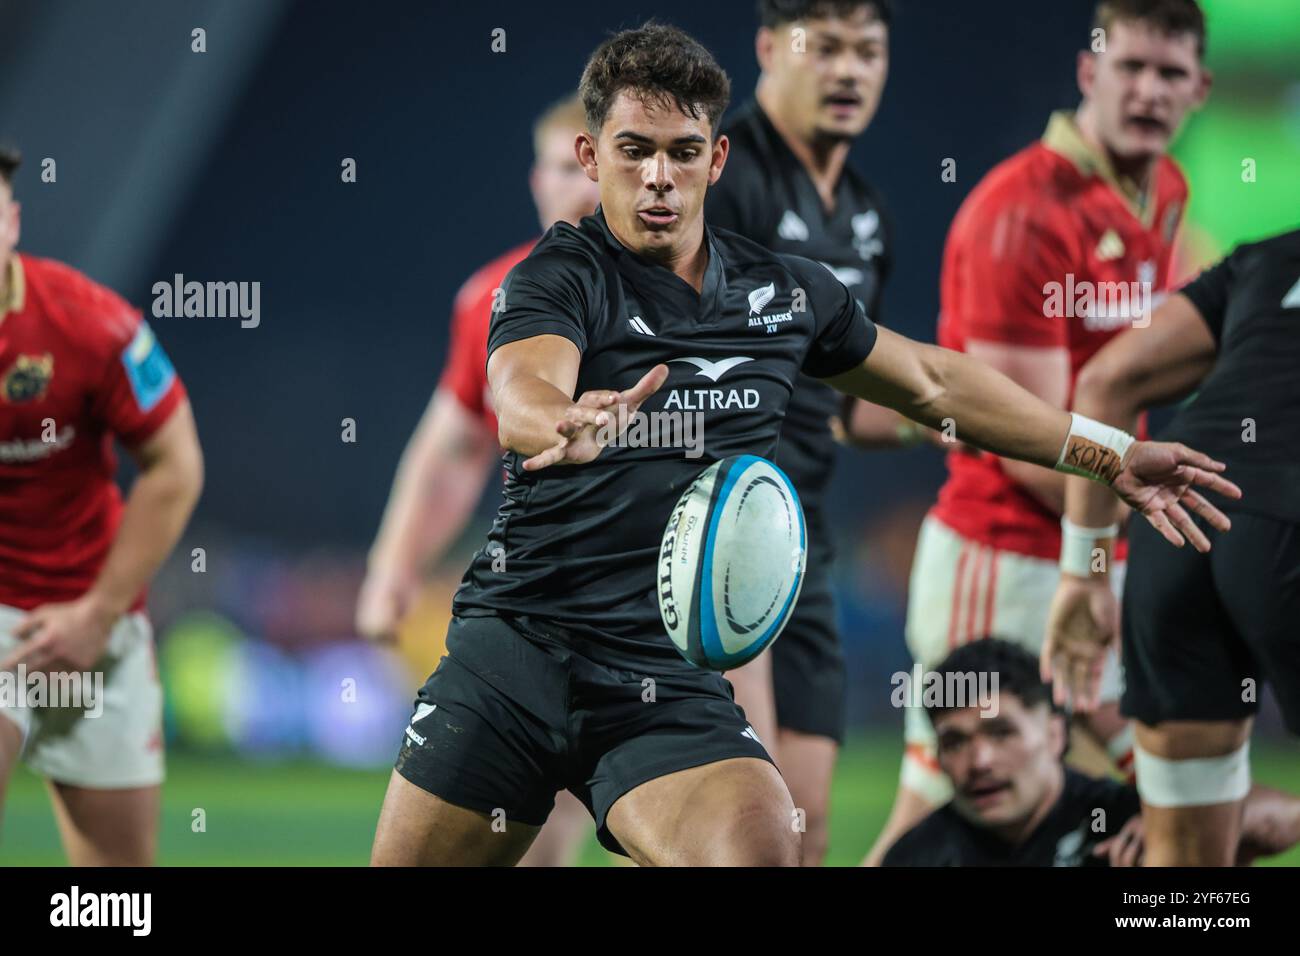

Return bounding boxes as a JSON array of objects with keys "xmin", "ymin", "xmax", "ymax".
[
  {"xmin": 486, "ymin": 248, "xmax": 595, "ymax": 358},
  {"xmin": 788, "ymin": 255, "xmax": 878, "ymax": 378},
  {"xmin": 1176, "ymin": 252, "xmax": 1235, "ymax": 345}
]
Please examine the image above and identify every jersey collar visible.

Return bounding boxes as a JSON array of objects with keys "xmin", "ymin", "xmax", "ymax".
[
  {"xmin": 1041, "ymin": 110, "xmax": 1157, "ymax": 227},
  {"xmin": 591, "ymin": 205, "xmax": 726, "ymax": 321},
  {"xmin": 0, "ymin": 254, "xmax": 25, "ymax": 321}
]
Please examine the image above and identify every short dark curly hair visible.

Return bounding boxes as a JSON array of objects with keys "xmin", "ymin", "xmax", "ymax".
[
  {"xmin": 924, "ymin": 638, "xmax": 1060, "ymax": 720},
  {"xmin": 578, "ymin": 21, "xmax": 731, "ymax": 139},
  {"xmin": 0, "ymin": 146, "xmax": 20, "ymax": 187}
]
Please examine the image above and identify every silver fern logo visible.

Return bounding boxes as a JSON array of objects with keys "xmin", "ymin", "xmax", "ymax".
[{"xmin": 748, "ymin": 282, "xmax": 776, "ymax": 316}]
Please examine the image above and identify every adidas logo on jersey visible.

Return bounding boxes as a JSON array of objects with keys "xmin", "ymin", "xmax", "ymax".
[
  {"xmin": 628, "ymin": 316, "xmax": 655, "ymax": 335},
  {"xmin": 741, "ymin": 724, "xmax": 763, "ymax": 744},
  {"xmin": 1095, "ymin": 229, "xmax": 1125, "ymax": 261},
  {"xmin": 777, "ymin": 210, "xmax": 809, "ymax": 242}
]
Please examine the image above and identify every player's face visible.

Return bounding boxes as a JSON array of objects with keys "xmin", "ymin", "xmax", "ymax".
[
  {"xmin": 578, "ymin": 90, "xmax": 727, "ymax": 261},
  {"xmin": 758, "ymin": 10, "xmax": 888, "ymax": 142},
  {"xmin": 1079, "ymin": 19, "xmax": 1209, "ymax": 162},
  {"xmin": 531, "ymin": 127, "xmax": 600, "ymax": 231},
  {"xmin": 934, "ymin": 695, "xmax": 1065, "ymax": 832},
  {"xmin": 0, "ymin": 182, "xmax": 18, "ymax": 269}
]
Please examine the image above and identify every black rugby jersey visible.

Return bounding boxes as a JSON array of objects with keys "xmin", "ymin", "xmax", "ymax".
[
  {"xmin": 705, "ymin": 99, "xmax": 891, "ymax": 539},
  {"xmin": 452, "ymin": 207, "xmax": 876, "ymax": 661},
  {"xmin": 882, "ymin": 769, "xmax": 1141, "ymax": 867},
  {"xmin": 1163, "ymin": 228, "xmax": 1300, "ymax": 523}
]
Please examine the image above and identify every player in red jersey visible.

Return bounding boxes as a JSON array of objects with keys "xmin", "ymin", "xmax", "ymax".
[
  {"xmin": 356, "ymin": 95, "xmax": 599, "ymax": 866},
  {"xmin": 0, "ymin": 147, "xmax": 203, "ymax": 864},
  {"xmin": 864, "ymin": 0, "xmax": 1212, "ymax": 865}
]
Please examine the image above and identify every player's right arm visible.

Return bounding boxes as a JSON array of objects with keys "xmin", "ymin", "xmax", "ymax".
[
  {"xmin": 813, "ymin": 270, "xmax": 1239, "ymax": 557},
  {"xmin": 486, "ymin": 251, "xmax": 667, "ymax": 471},
  {"xmin": 488, "ymin": 335, "xmax": 667, "ymax": 469}
]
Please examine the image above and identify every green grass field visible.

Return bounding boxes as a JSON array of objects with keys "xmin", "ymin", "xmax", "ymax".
[{"xmin": 4, "ymin": 736, "xmax": 1298, "ymax": 866}]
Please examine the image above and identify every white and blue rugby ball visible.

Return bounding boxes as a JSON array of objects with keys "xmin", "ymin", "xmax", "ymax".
[{"xmin": 658, "ymin": 455, "xmax": 807, "ymax": 670}]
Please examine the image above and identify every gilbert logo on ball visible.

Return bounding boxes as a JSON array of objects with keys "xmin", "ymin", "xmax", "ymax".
[{"xmin": 658, "ymin": 455, "xmax": 806, "ymax": 670}]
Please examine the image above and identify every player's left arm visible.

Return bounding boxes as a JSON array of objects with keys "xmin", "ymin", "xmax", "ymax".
[{"xmin": 821, "ymin": 324, "xmax": 1239, "ymax": 538}]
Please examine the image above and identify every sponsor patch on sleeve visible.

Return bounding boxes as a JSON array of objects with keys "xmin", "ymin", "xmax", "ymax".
[{"xmin": 120, "ymin": 322, "xmax": 176, "ymax": 412}]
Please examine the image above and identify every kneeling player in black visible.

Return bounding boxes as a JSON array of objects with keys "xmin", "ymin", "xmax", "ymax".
[
  {"xmin": 370, "ymin": 22, "xmax": 1240, "ymax": 867},
  {"xmin": 883, "ymin": 640, "xmax": 1300, "ymax": 866},
  {"xmin": 1046, "ymin": 227, "xmax": 1300, "ymax": 866}
]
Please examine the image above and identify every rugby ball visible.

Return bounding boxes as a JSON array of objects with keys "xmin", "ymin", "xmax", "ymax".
[{"xmin": 658, "ymin": 455, "xmax": 806, "ymax": 670}]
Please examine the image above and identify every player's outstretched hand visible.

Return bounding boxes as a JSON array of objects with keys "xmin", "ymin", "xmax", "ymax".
[
  {"xmin": 1110, "ymin": 441, "xmax": 1242, "ymax": 551},
  {"xmin": 523, "ymin": 364, "xmax": 670, "ymax": 471},
  {"xmin": 1042, "ymin": 575, "xmax": 1118, "ymax": 712},
  {"xmin": 1, "ymin": 595, "xmax": 117, "ymax": 674}
]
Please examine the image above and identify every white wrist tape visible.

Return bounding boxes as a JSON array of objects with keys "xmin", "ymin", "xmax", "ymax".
[
  {"xmin": 1055, "ymin": 413, "xmax": 1135, "ymax": 484},
  {"xmin": 1060, "ymin": 518, "xmax": 1119, "ymax": 577},
  {"xmin": 1134, "ymin": 742, "xmax": 1251, "ymax": 808}
]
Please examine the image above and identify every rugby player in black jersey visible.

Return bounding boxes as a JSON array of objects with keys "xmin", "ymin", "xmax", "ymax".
[
  {"xmin": 882, "ymin": 640, "xmax": 1300, "ymax": 867},
  {"xmin": 1046, "ymin": 227, "xmax": 1300, "ymax": 866},
  {"xmin": 704, "ymin": 0, "xmax": 920, "ymax": 865},
  {"xmin": 369, "ymin": 22, "xmax": 1240, "ymax": 867}
]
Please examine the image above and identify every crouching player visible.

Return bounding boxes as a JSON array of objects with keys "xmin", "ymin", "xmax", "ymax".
[
  {"xmin": 883, "ymin": 640, "xmax": 1300, "ymax": 866},
  {"xmin": 0, "ymin": 147, "xmax": 203, "ymax": 865}
]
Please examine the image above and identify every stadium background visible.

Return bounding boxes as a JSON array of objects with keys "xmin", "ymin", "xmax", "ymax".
[{"xmin": 1, "ymin": 0, "xmax": 1297, "ymax": 865}]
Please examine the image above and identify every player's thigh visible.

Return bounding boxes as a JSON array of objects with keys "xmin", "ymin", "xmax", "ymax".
[
  {"xmin": 1213, "ymin": 512, "xmax": 1300, "ymax": 735},
  {"xmin": 47, "ymin": 782, "xmax": 159, "ymax": 866},
  {"xmin": 372, "ymin": 771, "xmax": 539, "ymax": 866},
  {"xmin": 776, "ymin": 728, "xmax": 837, "ymax": 865},
  {"xmin": 1122, "ymin": 517, "xmax": 1256, "ymax": 729},
  {"xmin": 378, "ymin": 617, "xmax": 571, "ymax": 865},
  {"xmin": 606, "ymin": 757, "xmax": 798, "ymax": 867},
  {"xmin": 725, "ymin": 649, "xmax": 779, "ymax": 760}
]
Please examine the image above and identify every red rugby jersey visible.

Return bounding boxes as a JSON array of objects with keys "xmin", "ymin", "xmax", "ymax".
[
  {"xmin": 930, "ymin": 112, "xmax": 1187, "ymax": 560},
  {"xmin": 436, "ymin": 239, "xmax": 535, "ymax": 436},
  {"xmin": 0, "ymin": 254, "xmax": 186, "ymax": 610}
]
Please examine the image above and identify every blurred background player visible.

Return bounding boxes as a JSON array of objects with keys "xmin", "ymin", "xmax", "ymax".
[
  {"xmin": 705, "ymin": 0, "xmax": 916, "ymax": 865},
  {"xmin": 866, "ymin": 0, "xmax": 1212, "ymax": 865},
  {"xmin": 1046, "ymin": 227, "xmax": 1300, "ymax": 865},
  {"xmin": 0, "ymin": 146, "xmax": 203, "ymax": 865},
  {"xmin": 881, "ymin": 640, "xmax": 1300, "ymax": 866},
  {"xmin": 355, "ymin": 95, "xmax": 600, "ymax": 866}
]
